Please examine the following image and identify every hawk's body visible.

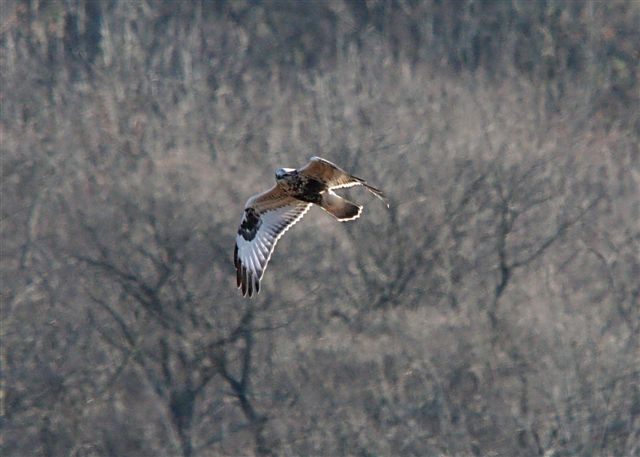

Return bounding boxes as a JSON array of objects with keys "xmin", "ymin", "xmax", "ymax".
[
  {"xmin": 234, "ymin": 156, "xmax": 388, "ymax": 297},
  {"xmin": 276, "ymin": 174, "xmax": 325, "ymax": 204}
]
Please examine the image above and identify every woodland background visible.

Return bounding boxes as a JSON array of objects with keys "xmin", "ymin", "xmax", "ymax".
[{"xmin": 1, "ymin": 1, "xmax": 639, "ymax": 456}]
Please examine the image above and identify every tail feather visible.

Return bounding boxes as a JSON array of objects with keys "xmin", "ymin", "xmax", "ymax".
[{"xmin": 320, "ymin": 192, "xmax": 362, "ymax": 221}]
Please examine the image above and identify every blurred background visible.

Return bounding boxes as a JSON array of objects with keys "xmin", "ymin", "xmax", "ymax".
[{"xmin": 1, "ymin": 1, "xmax": 639, "ymax": 456}]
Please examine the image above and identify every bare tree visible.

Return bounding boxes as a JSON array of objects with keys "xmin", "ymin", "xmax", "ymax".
[{"xmin": 2, "ymin": 1, "xmax": 639, "ymax": 456}]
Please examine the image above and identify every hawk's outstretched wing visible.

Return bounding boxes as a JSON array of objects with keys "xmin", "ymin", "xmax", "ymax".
[
  {"xmin": 234, "ymin": 185, "xmax": 311, "ymax": 297},
  {"xmin": 299, "ymin": 156, "xmax": 389, "ymax": 206}
]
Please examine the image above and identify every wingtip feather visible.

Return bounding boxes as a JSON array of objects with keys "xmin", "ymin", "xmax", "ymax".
[
  {"xmin": 361, "ymin": 182, "xmax": 389, "ymax": 207},
  {"xmin": 241, "ymin": 266, "xmax": 248, "ymax": 296}
]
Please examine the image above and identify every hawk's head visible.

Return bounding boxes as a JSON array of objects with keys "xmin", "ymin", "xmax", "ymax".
[{"xmin": 275, "ymin": 168, "xmax": 296, "ymax": 181}]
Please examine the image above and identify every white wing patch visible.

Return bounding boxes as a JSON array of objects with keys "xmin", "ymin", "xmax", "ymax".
[
  {"xmin": 234, "ymin": 202, "xmax": 311, "ymax": 297},
  {"xmin": 329, "ymin": 180, "xmax": 389, "ymax": 207},
  {"xmin": 328, "ymin": 181, "xmax": 361, "ymax": 190}
]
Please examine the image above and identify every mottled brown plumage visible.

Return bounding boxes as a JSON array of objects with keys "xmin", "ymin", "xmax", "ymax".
[{"xmin": 234, "ymin": 156, "xmax": 388, "ymax": 297}]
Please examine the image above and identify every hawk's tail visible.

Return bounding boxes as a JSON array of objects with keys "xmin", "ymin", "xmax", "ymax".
[{"xmin": 320, "ymin": 192, "xmax": 362, "ymax": 221}]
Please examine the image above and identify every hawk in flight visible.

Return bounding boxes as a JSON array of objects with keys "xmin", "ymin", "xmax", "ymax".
[{"xmin": 234, "ymin": 156, "xmax": 388, "ymax": 297}]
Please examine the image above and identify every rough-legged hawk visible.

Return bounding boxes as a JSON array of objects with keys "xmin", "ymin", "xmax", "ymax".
[{"xmin": 234, "ymin": 156, "xmax": 388, "ymax": 297}]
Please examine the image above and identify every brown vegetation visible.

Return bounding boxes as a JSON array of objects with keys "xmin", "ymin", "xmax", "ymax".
[{"xmin": 1, "ymin": 1, "xmax": 639, "ymax": 456}]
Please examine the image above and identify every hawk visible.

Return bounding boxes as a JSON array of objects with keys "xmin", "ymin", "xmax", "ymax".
[{"xmin": 234, "ymin": 156, "xmax": 388, "ymax": 297}]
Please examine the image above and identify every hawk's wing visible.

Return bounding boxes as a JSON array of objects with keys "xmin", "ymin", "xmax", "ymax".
[
  {"xmin": 298, "ymin": 156, "xmax": 389, "ymax": 206},
  {"xmin": 234, "ymin": 185, "xmax": 311, "ymax": 297}
]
